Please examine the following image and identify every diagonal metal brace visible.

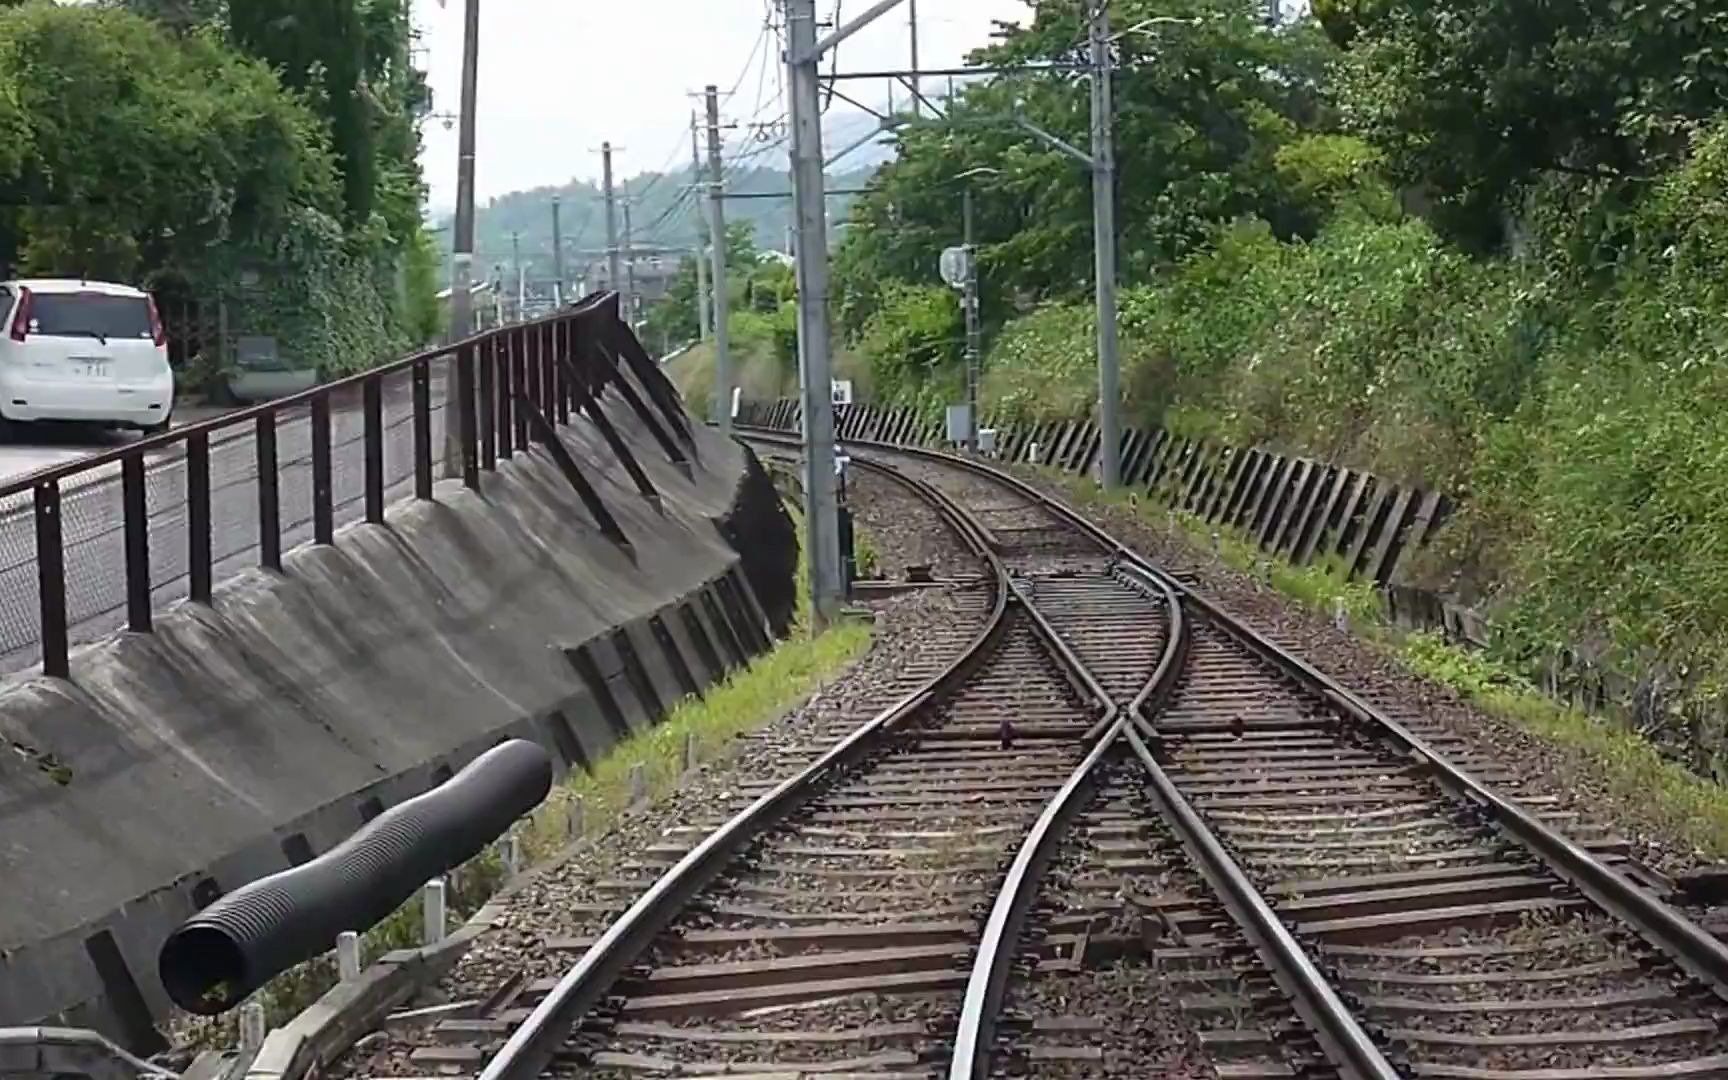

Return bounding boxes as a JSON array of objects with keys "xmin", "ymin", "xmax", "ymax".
[
  {"xmin": 557, "ymin": 353, "xmax": 663, "ymax": 510},
  {"xmin": 516, "ymin": 394, "xmax": 632, "ymax": 551},
  {"xmin": 593, "ymin": 339, "xmax": 693, "ymax": 475},
  {"xmin": 603, "ymin": 324, "xmax": 696, "ymax": 447}
]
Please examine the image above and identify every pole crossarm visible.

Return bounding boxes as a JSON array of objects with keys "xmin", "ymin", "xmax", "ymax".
[
  {"xmin": 1015, "ymin": 115, "xmax": 1094, "ymax": 166},
  {"xmin": 726, "ymin": 188, "xmax": 873, "ymax": 200},
  {"xmin": 896, "ymin": 76, "xmax": 949, "ymax": 121},
  {"xmin": 824, "ymin": 62, "xmax": 1085, "ymax": 82},
  {"xmin": 800, "ymin": 0, "xmax": 908, "ymax": 64}
]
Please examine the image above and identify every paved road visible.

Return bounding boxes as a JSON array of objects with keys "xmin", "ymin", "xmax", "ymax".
[
  {"xmin": 0, "ymin": 403, "xmax": 238, "ymax": 487},
  {"xmin": 0, "ymin": 363, "xmax": 452, "ymax": 673}
]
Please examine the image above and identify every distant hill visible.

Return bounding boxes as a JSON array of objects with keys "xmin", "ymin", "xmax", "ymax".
[{"xmin": 439, "ymin": 107, "xmax": 898, "ymax": 292}]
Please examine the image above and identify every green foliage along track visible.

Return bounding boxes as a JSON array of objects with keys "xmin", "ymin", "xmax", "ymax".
[{"xmin": 733, "ymin": 0, "xmax": 1728, "ymax": 778}]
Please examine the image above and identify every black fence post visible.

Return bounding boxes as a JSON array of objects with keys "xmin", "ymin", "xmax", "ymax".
[
  {"xmin": 497, "ymin": 332, "xmax": 515, "ymax": 461},
  {"xmin": 121, "ymin": 452, "xmax": 151, "ymax": 632},
  {"xmin": 363, "ymin": 377, "xmax": 385, "ymax": 524},
  {"xmin": 35, "ymin": 480, "xmax": 67, "ymax": 678},
  {"xmin": 188, "ymin": 432, "xmax": 212, "ymax": 603},
  {"xmin": 412, "ymin": 357, "xmax": 432, "ymax": 500},
  {"xmin": 311, "ymin": 395, "xmax": 333, "ymax": 545},
  {"xmin": 554, "ymin": 320, "xmax": 571, "ymax": 425},
  {"xmin": 479, "ymin": 336, "xmax": 497, "ymax": 470},
  {"xmin": 256, "ymin": 411, "xmax": 280, "ymax": 571},
  {"xmin": 457, "ymin": 342, "xmax": 480, "ymax": 491},
  {"xmin": 515, "ymin": 333, "xmax": 530, "ymax": 452},
  {"xmin": 532, "ymin": 319, "xmax": 546, "ymax": 416}
]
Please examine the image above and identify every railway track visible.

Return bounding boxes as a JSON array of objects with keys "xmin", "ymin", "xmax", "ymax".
[
  {"xmin": 368, "ymin": 436, "xmax": 1728, "ymax": 1080},
  {"xmin": 865, "ymin": 438, "xmax": 1728, "ymax": 1077}
]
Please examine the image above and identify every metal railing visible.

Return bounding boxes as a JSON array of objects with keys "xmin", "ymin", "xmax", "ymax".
[{"xmin": 5, "ymin": 291, "xmax": 694, "ymax": 679}]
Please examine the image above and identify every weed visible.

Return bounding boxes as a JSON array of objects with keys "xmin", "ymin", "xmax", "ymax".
[
  {"xmin": 1402, "ymin": 632, "xmax": 1728, "ymax": 859},
  {"xmin": 525, "ymin": 619, "xmax": 871, "ymax": 859}
]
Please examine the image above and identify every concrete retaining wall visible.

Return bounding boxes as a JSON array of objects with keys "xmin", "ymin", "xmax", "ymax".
[{"xmin": 0, "ymin": 389, "xmax": 793, "ymax": 1049}]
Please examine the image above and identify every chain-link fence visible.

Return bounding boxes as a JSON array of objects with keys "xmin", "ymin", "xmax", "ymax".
[
  {"xmin": 0, "ymin": 362, "xmax": 451, "ymax": 673},
  {"xmin": 0, "ymin": 295, "xmax": 678, "ymax": 678}
]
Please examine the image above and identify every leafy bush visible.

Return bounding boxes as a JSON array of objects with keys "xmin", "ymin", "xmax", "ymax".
[{"xmin": 856, "ymin": 283, "xmax": 962, "ymax": 404}]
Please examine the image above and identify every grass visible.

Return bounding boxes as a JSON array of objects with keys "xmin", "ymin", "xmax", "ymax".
[
  {"xmin": 523, "ymin": 616, "xmax": 871, "ymax": 860},
  {"xmin": 665, "ymin": 339, "xmax": 790, "ymax": 407},
  {"xmin": 1400, "ymin": 632, "xmax": 1728, "ymax": 859},
  {"xmin": 1045, "ymin": 466, "xmax": 1728, "ymax": 862},
  {"xmin": 854, "ymin": 525, "xmax": 881, "ymax": 580}
]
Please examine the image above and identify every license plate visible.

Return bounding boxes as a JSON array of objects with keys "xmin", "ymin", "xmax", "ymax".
[{"xmin": 76, "ymin": 360, "xmax": 111, "ymax": 379}]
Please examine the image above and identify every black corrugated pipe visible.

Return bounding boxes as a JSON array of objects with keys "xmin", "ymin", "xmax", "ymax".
[{"xmin": 158, "ymin": 739, "xmax": 553, "ymax": 1014}]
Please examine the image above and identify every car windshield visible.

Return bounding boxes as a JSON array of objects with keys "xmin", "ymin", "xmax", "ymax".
[{"xmin": 29, "ymin": 292, "xmax": 152, "ymax": 340}]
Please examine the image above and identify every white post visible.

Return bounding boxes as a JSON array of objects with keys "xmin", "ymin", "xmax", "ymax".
[
  {"xmin": 567, "ymin": 796, "xmax": 585, "ymax": 841},
  {"xmin": 239, "ymin": 1003, "xmax": 267, "ymax": 1056},
  {"xmin": 422, "ymin": 878, "xmax": 447, "ymax": 945},
  {"xmin": 336, "ymin": 931, "xmax": 361, "ymax": 980},
  {"xmin": 629, "ymin": 762, "xmax": 647, "ymax": 805}
]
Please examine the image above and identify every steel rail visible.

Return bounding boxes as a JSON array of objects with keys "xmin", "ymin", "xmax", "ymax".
[
  {"xmin": 755, "ymin": 430, "xmax": 1164, "ymax": 1077},
  {"xmin": 947, "ymin": 574, "xmax": 1131, "ymax": 1079},
  {"xmin": 933, "ymin": 477, "xmax": 1395, "ymax": 1077},
  {"xmin": 757, "ymin": 427, "xmax": 1395, "ymax": 1078},
  {"xmin": 1110, "ymin": 561, "xmax": 1398, "ymax": 1079},
  {"xmin": 745, "ymin": 424, "xmax": 1728, "ymax": 1009},
  {"xmin": 476, "ymin": 447, "xmax": 1009, "ymax": 1080}
]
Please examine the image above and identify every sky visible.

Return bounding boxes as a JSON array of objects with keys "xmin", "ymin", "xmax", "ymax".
[{"xmin": 411, "ymin": 0, "xmax": 1036, "ymax": 211}]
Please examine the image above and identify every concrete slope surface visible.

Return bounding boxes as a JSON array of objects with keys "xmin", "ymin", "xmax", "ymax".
[{"xmin": 0, "ymin": 340, "xmax": 796, "ymax": 1051}]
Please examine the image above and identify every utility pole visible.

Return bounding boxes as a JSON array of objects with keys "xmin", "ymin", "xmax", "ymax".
[
  {"xmin": 602, "ymin": 142, "xmax": 623, "ymax": 306},
  {"xmin": 1087, "ymin": 0, "xmax": 1122, "ymax": 488},
  {"xmin": 786, "ymin": 0, "xmax": 844, "ymax": 625},
  {"xmin": 444, "ymin": 0, "xmax": 481, "ymax": 478},
  {"xmin": 621, "ymin": 199, "xmax": 637, "ymax": 327},
  {"xmin": 962, "ymin": 188, "xmax": 980, "ymax": 453},
  {"xmin": 551, "ymin": 195, "xmax": 566, "ymax": 306},
  {"xmin": 511, "ymin": 231, "xmax": 523, "ymax": 320},
  {"xmin": 690, "ymin": 114, "xmax": 710, "ymax": 342},
  {"xmin": 447, "ymin": 0, "xmax": 480, "ymax": 345},
  {"xmin": 909, "ymin": 0, "xmax": 921, "ymax": 118},
  {"xmin": 704, "ymin": 85, "xmax": 732, "ymax": 431}
]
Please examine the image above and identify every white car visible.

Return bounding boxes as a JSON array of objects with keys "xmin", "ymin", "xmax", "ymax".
[{"xmin": 0, "ymin": 279, "xmax": 175, "ymax": 433}]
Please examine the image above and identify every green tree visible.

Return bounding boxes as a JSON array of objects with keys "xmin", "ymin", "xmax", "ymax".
[
  {"xmin": 0, "ymin": 3, "xmax": 338, "ymax": 280},
  {"xmin": 1329, "ymin": 0, "xmax": 1728, "ymax": 249},
  {"xmin": 832, "ymin": 0, "xmax": 1341, "ymax": 343},
  {"xmin": 642, "ymin": 221, "xmax": 763, "ymax": 347},
  {"xmin": 229, "ymin": 0, "xmax": 376, "ymax": 228}
]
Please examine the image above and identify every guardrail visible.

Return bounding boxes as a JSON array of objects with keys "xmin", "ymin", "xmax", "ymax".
[{"xmin": 2, "ymin": 292, "xmax": 694, "ymax": 678}]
